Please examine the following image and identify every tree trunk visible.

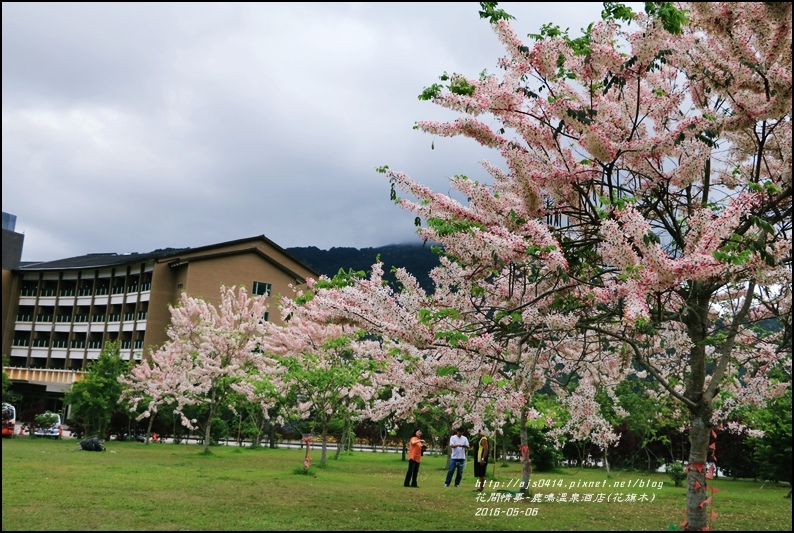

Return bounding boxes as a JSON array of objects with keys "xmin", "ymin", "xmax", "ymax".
[
  {"xmin": 320, "ymin": 420, "xmax": 329, "ymax": 465},
  {"xmin": 683, "ymin": 292, "xmax": 716, "ymax": 531},
  {"xmin": 380, "ymin": 427, "xmax": 388, "ymax": 452},
  {"xmin": 203, "ymin": 419, "xmax": 212, "ymax": 453},
  {"xmin": 252, "ymin": 416, "xmax": 264, "ymax": 448},
  {"xmin": 518, "ymin": 408, "xmax": 533, "ymax": 497},
  {"xmin": 334, "ymin": 417, "xmax": 349, "ymax": 460},
  {"xmin": 303, "ymin": 438, "xmax": 311, "ymax": 468},
  {"xmin": 685, "ymin": 404, "xmax": 712, "ymax": 531},
  {"xmin": 203, "ymin": 388, "xmax": 218, "ymax": 454},
  {"xmin": 145, "ymin": 413, "xmax": 155, "ymax": 444}
]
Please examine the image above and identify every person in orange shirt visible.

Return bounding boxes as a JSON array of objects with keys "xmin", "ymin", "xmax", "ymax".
[{"xmin": 404, "ymin": 429, "xmax": 427, "ymax": 488}]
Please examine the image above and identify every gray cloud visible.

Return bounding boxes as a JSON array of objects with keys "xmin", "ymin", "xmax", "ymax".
[{"xmin": 3, "ymin": 2, "xmax": 641, "ymax": 261}]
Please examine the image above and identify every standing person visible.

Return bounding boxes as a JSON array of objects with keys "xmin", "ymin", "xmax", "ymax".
[
  {"xmin": 474, "ymin": 429, "xmax": 489, "ymax": 491},
  {"xmin": 444, "ymin": 427, "xmax": 469, "ymax": 488},
  {"xmin": 404, "ymin": 429, "xmax": 426, "ymax": 488}
]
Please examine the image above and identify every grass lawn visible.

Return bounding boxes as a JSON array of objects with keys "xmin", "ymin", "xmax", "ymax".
[{"xmin": 2, "ymin": 436, "xmax": 791, "ymax": 531}]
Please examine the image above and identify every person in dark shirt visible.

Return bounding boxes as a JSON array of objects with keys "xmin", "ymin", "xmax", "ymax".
[{"xmin": 474, "ymin": 429, "xmax": 489, "ymax": 491}]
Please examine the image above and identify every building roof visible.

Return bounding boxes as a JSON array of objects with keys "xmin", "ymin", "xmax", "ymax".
[
  {"xmin": 17, "ymin": 251, "xmax": 176, "ymax": 271},
  {"xmin": 13, "ymin": 235, "xmax": 320, "ymax": 277}
]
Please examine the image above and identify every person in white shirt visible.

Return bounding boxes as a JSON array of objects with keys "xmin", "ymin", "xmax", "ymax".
[{"xmin": 444, "ymin": 427, "xmax": 469, "ymax": 487}]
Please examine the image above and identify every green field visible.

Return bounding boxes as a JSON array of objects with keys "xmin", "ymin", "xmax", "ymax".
[{"xmin": 2, "ymin": 437, "xmax": 791, "ymax": 531}]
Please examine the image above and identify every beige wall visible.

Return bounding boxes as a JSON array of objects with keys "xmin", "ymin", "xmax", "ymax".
[
  {"xmin": 140, "ymin": 239, "xmax": 317, "ymax": 355},
  {"xmin": 180, "ymin": 252, "xmax": 300, "ymax": 325},
  {"xmin": 142, "ymin": 261, "xmax": 181, "ymax": 356}
]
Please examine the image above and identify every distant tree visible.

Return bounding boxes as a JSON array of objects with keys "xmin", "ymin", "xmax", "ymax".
[
  {"xmin": 31, "ymin": 411, "xmax": 60, "ymax": 438},
  {"xmin": 288, "ymin": 244, "xmax": 442, "ymax": 293},
  {"xmin": 597, "ymin": 379, "xmax": 688, "ymax": 471},
  {"xmin": 2, "ymin": 354, "xmax": 20, "ymax": 405},
  {"xmin": 118, "ymin": 344, "xmax": 182, "ymax": 444},
  {"xmin": 128, "ymin": 286, "xmax": 270, "ymax": 454},
  {"xmin": 261, "ymin": 274, "xmax": 386, "ymax": 465},
  {"xmin": 65, "ymin": 341, "xmax": 130, "ymax": 438},
  {"xmin": 747, "ymin": 380, "xmax": 792, "ymax": 486}
]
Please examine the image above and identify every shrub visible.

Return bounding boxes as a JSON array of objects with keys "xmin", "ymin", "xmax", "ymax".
[
  {"xmin": 292, "ymin": 466, "xmax": 316, "ymax": 477},
  {"xmin": 667, "ymin": 461, "xmax": 686, "ymax": 487}
]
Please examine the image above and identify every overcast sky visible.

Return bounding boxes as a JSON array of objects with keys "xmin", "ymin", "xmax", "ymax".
[{"xmin": 3, "ymin": 2, "xmax": 641, "ymax": 262}]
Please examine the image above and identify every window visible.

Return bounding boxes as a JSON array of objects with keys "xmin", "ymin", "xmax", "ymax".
[{"xmin": 252, "ymin": 282, "xmax": 271, "ymax": 296}]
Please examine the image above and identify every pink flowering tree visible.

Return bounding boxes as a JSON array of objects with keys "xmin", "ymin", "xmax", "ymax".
[
  {"xmin": 260, "ymin": 276, "xmax": 388, "ymax": 466},
  {"xmin": 127, "ymin": 285, "xmax": 271, "ymax": 453},
  {"xmin": 301, "ymin": 261, "xmax": 568, "ymax": 493},
  {"xmin": 118, "ymin": 347, "xmax": 185, "ymax": 444},
  {"xmin": 372, "ymin": 2, "xmax": 790, "ymax": 529}
]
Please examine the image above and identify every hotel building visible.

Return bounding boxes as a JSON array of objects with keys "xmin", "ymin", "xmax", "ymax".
[{"xmin": 1, "ymin": 229, "xmax": 319, "ymax": 395}]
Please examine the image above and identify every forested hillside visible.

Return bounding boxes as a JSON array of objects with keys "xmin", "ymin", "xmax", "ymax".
[{"xmin": 287, "ymin": 243, "xmax": 442, "ymax": 293}]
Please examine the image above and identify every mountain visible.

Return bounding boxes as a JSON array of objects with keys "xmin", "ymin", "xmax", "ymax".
[{"xmin": 286, "ymin": 243, "xmax": 442, "ymax": 293}]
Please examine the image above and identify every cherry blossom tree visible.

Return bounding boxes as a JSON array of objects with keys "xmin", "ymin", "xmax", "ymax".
[
  {"xmin": 370, "ymin": 2, "xmax": 790, "ymax": 529},
  {"xmin": 301, "ymin": 261, "xmax": 560, "ymax": 493},
  {"xmin": 124, "ymin": 285, "xmax": 271, "ymax": 453},
  {"xmin": 261, "ymin": 278, "xmax": 388, "ymax": 465},
  {"xmin": 118, "ymin": 347, "xmax": 181, "ymax": 444}
]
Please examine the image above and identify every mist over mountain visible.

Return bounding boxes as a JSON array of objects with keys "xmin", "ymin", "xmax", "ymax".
[{"xmin": 287, "ymin": 243, "xmax": 442, "ymax": 293}]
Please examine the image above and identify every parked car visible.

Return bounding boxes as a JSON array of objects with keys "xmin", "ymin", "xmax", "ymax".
[
  {"xmin": 33, "ymin": 412, "xmax": 63, "ymax": 439},
  {"xmin": 2, "ymin": 403, "xmax": 15, "ymax": 438},
  {"xmin": 115, "ymin": 431, "xmax": 146, "ymax": 442}
]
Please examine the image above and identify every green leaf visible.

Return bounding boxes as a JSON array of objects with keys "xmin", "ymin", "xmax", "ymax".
[
  {"xmin": 418, "ymin": 83, "xmax": 443, "ymax": 101},
  {"xmin": 478, "ymin": 2, "xmax": 515, "ymax": 23},
  {"xmin": 436, "ymin": 365, "xmax": 459, "ymax": 377}
]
